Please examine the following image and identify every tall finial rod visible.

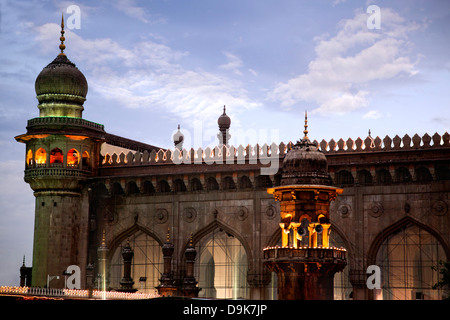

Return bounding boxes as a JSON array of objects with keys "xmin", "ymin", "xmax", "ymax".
[
  {"xmin": 59, "ymin": 13, "xmax": 66, "ymax": 56},
  {"xmin": 223, "ymin": 105, "xmax": 226, "ymax": 114},
  {"xmin": 303, "ymin": 110, "xmax": 308, "ymax": 139}
]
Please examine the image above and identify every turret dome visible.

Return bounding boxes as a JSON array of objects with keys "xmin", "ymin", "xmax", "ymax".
[
  {"xmin": 280, "ymin": 112, "xmax": 332, "ymax": 186},
  {"xmin": 34, "ymin": 15, "xmax": 88, "ymax": 118},
  {"xmin": 217, "ymin": 105, "xmax": 231, "ymax": 129}
]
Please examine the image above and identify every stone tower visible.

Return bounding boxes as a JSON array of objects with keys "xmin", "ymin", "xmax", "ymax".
[
  {"xmin": 15, "ymin": 16, "xmax": 105, "ymax": 288},
  {"xmin": 263, "ymin": 112, "xmax": 346, "ymax": 300}
]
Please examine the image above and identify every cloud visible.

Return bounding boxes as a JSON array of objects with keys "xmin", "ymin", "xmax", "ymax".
[
  {"xmin": 33, "ymin": 23, "xmax": 260, "ymax": 132},
  {"xmin": 219, "ymin": 52, "xmax": 244, "ymax": 76},
  {"xmin": 114, "ymin": 0, "xmax": 167, "ymax": 24},
  {"xmin": 268, "ymin": 8, "xmax": 422, "ymax": 115},
  {"xmin": 363, "ymin": 109, "xmax": 382, "ymax": 120}
]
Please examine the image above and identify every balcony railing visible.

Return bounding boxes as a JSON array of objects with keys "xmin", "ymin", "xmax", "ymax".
[{"xmin": 27, "ymin": 117, "xmax": 105, "ymax": 131}]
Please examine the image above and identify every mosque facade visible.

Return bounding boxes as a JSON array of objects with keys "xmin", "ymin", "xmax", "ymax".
[{"xmin": 15, "ymin": 19, "xmax": 450, "ymax": 300}]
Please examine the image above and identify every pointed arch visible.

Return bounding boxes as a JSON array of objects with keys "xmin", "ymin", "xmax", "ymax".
[
  {"xmin": 35, "ymin": 147, "xmax": 47, "ymax": 165},
  {"xmin": 367, "ymin": 216, "xmax": 450, "ymax": 265},
  {"xmin": 108, "ymin": 224, "xmax": 164, "ymax": 260},
  {"xmin": 107, "ymin": 224, "xmax": 164, "ymax": 294},
  {"xmin": 185, "ymin": 219, "xmax": 253, "ymax": 269},
  {"xmin": 188, "ymin": 219, "xmax": 252, "ymax": 299},
  {"xmin": 50, "ymin": 147, "xmax": 64, "ymax": 165},
  {"xmin": 367, "ymin": 216, "xmax": 450, "ymax": 300}
]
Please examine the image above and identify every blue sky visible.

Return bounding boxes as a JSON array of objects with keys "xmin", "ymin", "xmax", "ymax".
[{"xmin": 0, "ymin": 0, "xmax": 449, "ymax": 286}]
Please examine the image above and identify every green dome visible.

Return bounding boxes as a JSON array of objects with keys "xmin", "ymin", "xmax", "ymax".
[
  {"xmin": 35, "ymin": 54, "xmax": 88, "ymax": 98},
  {"xmin": 35, "ymin": 53, "xmax": 88, "ymax": 118}
]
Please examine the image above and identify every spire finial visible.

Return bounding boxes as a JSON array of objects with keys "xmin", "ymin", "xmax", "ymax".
[
  {"xmin": 223, "ymin": 105, "xmax": 226, "ymax": 114},
  {"xmin": 59, "ymin": 13, "xmax": 66, "ymax": 56},
  {"xmin": 303, "ymin": 110, "xmax": 309, "ymax": 139}
]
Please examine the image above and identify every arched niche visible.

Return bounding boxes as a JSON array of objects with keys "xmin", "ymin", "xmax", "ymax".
[
  {"xmin": 108, "ymin": 225, "xmax": 164, "ymax": 294},
  {"xmin": 187, "ymin": 220, "xmax": 252, "ymax": 299},
  {"xmin": 367, "ymin": 217, "xmax": 450, "ymax": 300}
]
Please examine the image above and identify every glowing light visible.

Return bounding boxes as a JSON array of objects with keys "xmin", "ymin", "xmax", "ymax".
[
  {"xmin": 67, "ymin": 148, "xmax": 80, "ymax": 166},
  {"xmin": 0, "ymin": 286, "xmax": 160, "ymax": 300},
  {"xmin": 50, "ymin": 148, "xmax": 64, "ymax": 164},
  {"xmin": 35, "ymin": 148, "xmax": 46, "ymax": 165},
  {"xmin": 26, "ymin": 150, "xmax": 33, "ymax": 166},
  {"xmin": 64, "ymin": 135, "xmax": 88, "ymax": 141}
]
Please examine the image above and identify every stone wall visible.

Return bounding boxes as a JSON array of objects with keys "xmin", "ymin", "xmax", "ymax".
[{"xmin": 87, "ymin": 132, "xmax": 450, "ymax": 299}]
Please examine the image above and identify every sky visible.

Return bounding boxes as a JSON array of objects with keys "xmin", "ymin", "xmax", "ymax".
[{"xmin": 0, "ymin": 0, "xmax": 449, "ymax": 286}]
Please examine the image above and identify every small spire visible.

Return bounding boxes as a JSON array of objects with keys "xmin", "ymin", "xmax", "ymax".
[
  {"xmin": 177, "ymin": 124, "xmax": 180, "ymax": 130},
  {"xmin": 223, "ymin": 105, "xmax": 226, "ymax": 115},
  {"xmin": 303, "ymin": 110, "xmax": 309, "ymax": 140},
  {"xmin": 59, "ymin": 13, "xmax": 66, "ymax": 56}
]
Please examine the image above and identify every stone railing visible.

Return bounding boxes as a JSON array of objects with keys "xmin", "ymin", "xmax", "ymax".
[
  {"xmin": 101, "ymin": 132, "xmax": 450, "ymax": 167},
  {"xmin": 24, "ymin": 167, "xmax": 89, "ymax": 179},
  {"xmin": 27, "ymin": 116, "xmax": 105, "ymax": 131},
  {"xmin": 263, "ymin": 246, "xmax": 347, "ymax": 262},
  {"xmin": 0, "ymin": 286, "xmax": 159, "ymax": 300}
]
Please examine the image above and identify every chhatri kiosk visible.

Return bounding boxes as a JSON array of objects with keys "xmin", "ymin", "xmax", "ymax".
[{"xmin": 264, "ymin": 114, "xmax": 346, "ymax": 300}]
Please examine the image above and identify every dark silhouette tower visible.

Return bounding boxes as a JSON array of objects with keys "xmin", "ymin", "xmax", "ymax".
[
  {"xmin": 181, "ymin": 235, "xmax": 201, "ymax": 297},
  {"xmin": 15, "ymin": 15, "xmax": 105, "ymax": 288},
  {"xmin": 119, "ymin": 240, "xmax": 136, "ymax": 292},
  {"xmin": 156, "ymin": 229, "xmax": 177, "ymax": 297},
  {"xmin": 20, "ymin": 256, "xmax": 32, "ymax": 287},
  {"xmin": 263, "ymin": 112, "xmax": 346, "ymax": 300}
]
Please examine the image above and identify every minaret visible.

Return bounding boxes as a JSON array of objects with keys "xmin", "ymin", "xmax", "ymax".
[
  {"xmin": 15, "ymin": 15, "xmax": 106, "ymax": 288},
  {"xmin": 20, "ymin": 256, "xmax": 32, "ymax": 287},
  {"xmin": 97, "ymin": 230, "xmax": 109, "ymax": 292},
  {"xmin": 263, "ymin": 112, "xmax": 346, "ymax": 300},
  {"xmin": 173, "ymin": 124, "xmax": 184, "ymax": 150},
  {"xmin": 217, "ymin": 105, "xmax": 231, "ymax": 146}
]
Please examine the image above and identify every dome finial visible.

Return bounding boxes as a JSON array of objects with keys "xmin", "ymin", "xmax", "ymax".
[
  {"xmin": 303, "ymin": 110, "xmax": 308, "ymax": 140},
  {"xmin": 59, "ymin": 13, "xmax": 66, "ymax": 56}
]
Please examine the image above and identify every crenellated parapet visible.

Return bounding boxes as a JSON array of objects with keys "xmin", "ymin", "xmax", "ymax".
[
  {"xmin": 319, "ymin": 132, "xmax": 450, "ymax": 153},
  {"xmin": 100, "ymin": 132, "xmax": 450, "ymax": 167}
]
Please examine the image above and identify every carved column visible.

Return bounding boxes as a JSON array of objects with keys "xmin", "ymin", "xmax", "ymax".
[
  {"xmin": 181, "ymin": 235, "xmax": 201, "ymax": 297},
  {"xmin": 119, "ymin": 240, "xmax": 136, "ymax": 292},
  {"xmin": 156, "ymin": 229, "xmax": 177, "ymax": 297}
]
